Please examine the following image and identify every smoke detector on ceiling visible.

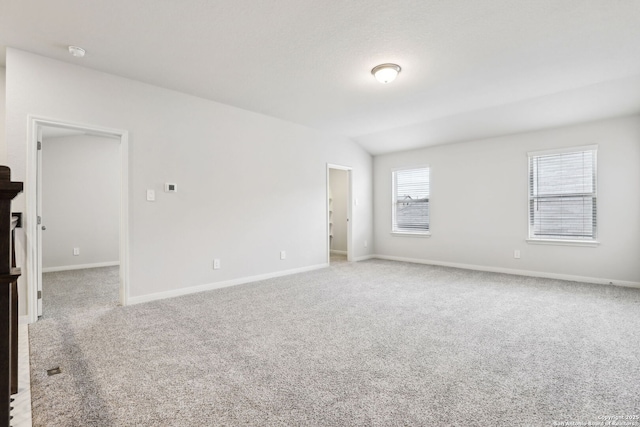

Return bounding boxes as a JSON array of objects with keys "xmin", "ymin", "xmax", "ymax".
[{"xmin": 68, "ymin": 46, "xmax": 86, "ymax": 58}]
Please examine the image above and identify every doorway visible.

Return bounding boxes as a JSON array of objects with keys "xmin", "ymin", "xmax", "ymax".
[
  {"xmin": 26, "ymin": 117, "xmax": 129, "ymax": 323},
  {"xmin": 327, "ymin": 164, "xmax": 352, "ymax": 264}
]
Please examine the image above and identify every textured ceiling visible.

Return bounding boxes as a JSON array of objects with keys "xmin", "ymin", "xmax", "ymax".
[{"xmin": 2, "ymin": 0, "xmax": 640, "ymax": 154}]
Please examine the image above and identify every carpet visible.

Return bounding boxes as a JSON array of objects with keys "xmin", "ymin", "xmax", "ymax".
[
  {"xmin": 41, "ymin": 266, "xmax": 120, "ymax": 319},
  {"xmin": 29, "ymin": 260, "xmax": 640, "ymax": 426}
]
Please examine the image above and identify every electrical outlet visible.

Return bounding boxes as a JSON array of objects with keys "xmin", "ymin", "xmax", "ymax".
[
  {"xmin": 514, "ymin": 250, "xmax": 521, "ymax": 259},
  {"xmin": 280, "ymin": 250, "xmax": 286, "ymax": 260},
  {"xmin": 364, "ymin": 240, "xmax": 368, "ymax": 248},
  {"xmin": 213, "ymin": 259, "xmax": 221, "ymax": 269},
  {"xmin": 73, "ymin": 248, "xmax": 80, "ymax": 256}
]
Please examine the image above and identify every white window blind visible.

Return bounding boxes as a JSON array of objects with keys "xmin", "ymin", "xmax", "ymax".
[
  {"xmin": 528, "ymin": 147, "xmax": 597, "ymax": 241},
  {"xmin": 392, "ymin": 167, "xmax": 430, "ymax": 234}
]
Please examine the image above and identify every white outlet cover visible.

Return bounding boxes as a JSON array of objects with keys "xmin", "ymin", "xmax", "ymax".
[{"xmin": 146, "ymin": 189, "xmax": 155, "ymax": 201}]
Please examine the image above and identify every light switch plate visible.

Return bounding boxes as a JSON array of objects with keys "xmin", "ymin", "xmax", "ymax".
[{"xmin": 146, "ymin": 189, "xmax": 155, "ymax": 201}]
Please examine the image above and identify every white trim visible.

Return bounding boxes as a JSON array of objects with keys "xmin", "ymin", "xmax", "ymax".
[
  {"xmin": 526, "ymin": 239, "xmax": 599, "ymax": 247},
  {"xmin": 527, "ymin": 144, "xmax": 599, "ymax": 157},
  {"xmin": 42, "ymin": 261, "xmax": 120, "ymax": 273},
  {"xmin": 119, "ymin": 131, "xmax": 130, "ymax": 307},
  {"xmin": 19, "ymin": 315, "xmax": 30, "ymax": 325},
  {"xmin": 391, "ymin": 164, "xmax": 431, "ymax": 173},
  {"xmin": 327, "ymin": 164, "xmax": 352, "ymax": 171},
  {"xmin": 330, "ymin": 250, "xmax": 347, "ymax": 255},
  {"xmin": 352, "ymin": 255, "xmax": 376, "ymax": 262},
  {"xmin": 26, "ymin": 117, "xmax": 40, "ymax": 323},
  {"xmin": 26, "ymin": 116, "xmax": 130, "ymax": 323},
  {"xmin": 128, "ymin": 263, "xmax": 328, "ymax": 305},
  {"xmin": 391, "ymin": 231, "xmax": 431, "ymax": 238},
  {"xmin": 372, "ymin": 255, "xmax": 640, "ymax": 289},
  {"xmin": 12, "ymin": 324, "xmax": 32, "ymax": 426},
  {"xmin": 35, "ymin": 125, "xmax": 42, "ymax": 317}
]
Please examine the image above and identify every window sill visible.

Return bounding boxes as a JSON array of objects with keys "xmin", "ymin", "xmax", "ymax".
[
  {"xmin": 391, "ymin": 231, "xmax": 431, "ymax": 238},
  {"xmin": 526, "ymin": 238, "xmax": 599, "ymax": 247}
]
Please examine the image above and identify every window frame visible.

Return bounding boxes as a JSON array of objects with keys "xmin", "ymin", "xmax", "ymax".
[
  {"xmin": 526, "ymin": 145, "xmax": 599, "ymax": 247},
  {"xmin": 391, "ymin": 165, "xmax": 431, "ymax": 237}
]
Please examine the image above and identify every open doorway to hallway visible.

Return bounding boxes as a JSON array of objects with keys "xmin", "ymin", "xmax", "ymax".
[{"xmin": 38, "ymin": 127, "xmax": 122, "ymax": 319}]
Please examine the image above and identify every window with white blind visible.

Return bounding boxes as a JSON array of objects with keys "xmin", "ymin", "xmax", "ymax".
[
  {"xmin": 392, "ymin": 166, "xmax": 430, "ymax": 235},
  {"xmin": 528, "ymin": 146, "xmax": 597, "ymax": 243}
]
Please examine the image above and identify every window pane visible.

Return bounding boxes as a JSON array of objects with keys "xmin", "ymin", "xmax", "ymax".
[
  {"xmin": 393, "ymin": 167, "xmax": 430, "ymax": 233},
  {"xmin": 530, "ymin": 196, "xmax": 596, "ymax": 239},
  {"xmin": 529, "ymin": 149, "xmax": 597, "ymax": 240},
  {"xmin": 396, "ymin": 199, "xmax": 429, "ymax": 230},
  {"xmin": 531, "ymin": 151, "xmax": 594, "ymax": 196}
]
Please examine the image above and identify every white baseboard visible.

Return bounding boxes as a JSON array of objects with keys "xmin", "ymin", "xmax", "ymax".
[
  {"xmin": 353, "ymin": 254, "xmax": 376, "ymax": 262},
  {"xmin": 128, "ymin": 263, "xmax": 329, "ymax": 305},
  {"xmin": 372, "ymin": 255, "xmax": 640, "ymax": 289},
  {"xmin": 19, "ymin": 315, "xmax": 30, "ymax": 325},
  {"xmin": 43, "ymin": 261, "xmax": 120, "ymax": 273},
  {"xmin": 330, "ymin": 250, "xmax": 347, "ymax": 255}
]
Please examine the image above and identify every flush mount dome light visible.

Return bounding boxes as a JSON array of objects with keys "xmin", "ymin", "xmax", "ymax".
[
  {"xmin": 371, "ymin": 63, "xmax": 401, "ymax": 84},
  {"xmin": 68, "ymin": 46, "xmax": 86, "ymax": 58}
]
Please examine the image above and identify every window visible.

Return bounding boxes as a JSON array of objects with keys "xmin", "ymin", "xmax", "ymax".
[
  {"xmin": 528, "ymin": 146, "xmax": 597, "ymax": 242},
  {"xmin": 392, "ymin": 166, "xmax": 430, "ymax": 235}
]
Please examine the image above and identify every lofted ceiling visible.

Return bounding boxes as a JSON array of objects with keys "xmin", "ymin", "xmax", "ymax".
[{"xmin": 1, "ymin": 0, "xmax": 640, "ymax": 155}]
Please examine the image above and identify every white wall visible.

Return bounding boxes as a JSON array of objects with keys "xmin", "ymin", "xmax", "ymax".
[
  {"xmin": 1, "ymin": 67, "xmax": 28, "ymax": 318},
  {"xmin": 329, "ymin": 169, "xmax": 348, "ymax": 252},
  {"xmin": 5, "ymin": 49, "xmax": 373, "ymax": 316},
  {"xmin": 0, "ymin": 67, "xmax": 6, "ymax": 164},
  {"xmin": 41, "ymin": 134, "xmax": 120, "ymax": 270},
  {"xmin": 374, "ymin": 115, "xmax": 640, "ymax": 284}
]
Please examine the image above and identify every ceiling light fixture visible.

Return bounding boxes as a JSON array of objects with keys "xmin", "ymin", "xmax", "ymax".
[
  {"xmin": 371, "ymin": 63, "xmax": 401, "ymax": 84},
  {"xmin": 68, "ymin": 46, "xmax": 86, "ymax": 58}
]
